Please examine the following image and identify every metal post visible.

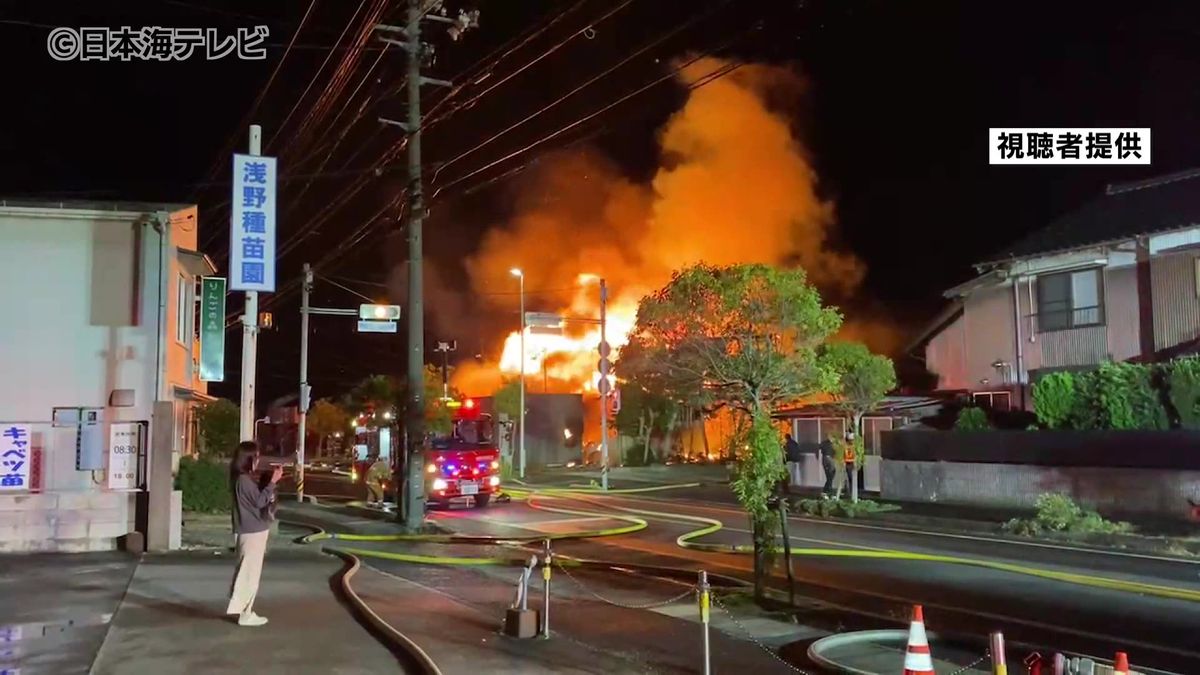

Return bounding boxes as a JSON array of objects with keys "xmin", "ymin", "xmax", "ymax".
[
  {"xmin": 990, "ymin": 632, "xmax": 1007, "ymax": 675},
  {"xmin": 401, "ymin": 0, "xmax": 426, "ymax": 531},
  {"xmin": 239, "ymin": 125, "xmax": 262, "ymax": 442},
  {"xmin": 599, "ymin": 278, "xmax": 609, "ymax": 491},
  {"xmin": 541, "ymin": 539, "xmax": 551, "ymax": 639},
  {"xmin": 297, "ymin": 263, "xmax": 312, "ymax": 501},
  {"xmin": 778, "ymin": 497, "xmax": 794, "ymax": 607},
  {"xmin": 699, "ymin": 570, "xmax": 711, "ymax": 675},
  {"xmin": 518, "ymin": 272, "xmax": 526, "ymax": 479}
]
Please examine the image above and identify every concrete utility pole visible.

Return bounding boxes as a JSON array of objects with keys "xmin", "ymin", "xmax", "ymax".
[
  {"xmin": 375, "ymin": 0, "xmax": 471, "ymax": 531},
  {"xmin": 296, "ymin": 263, "xmax": 313, "ymax": 502},
  {"xmin": 239, "ymin": 125, "xmax": 262, "ymax": 442}
]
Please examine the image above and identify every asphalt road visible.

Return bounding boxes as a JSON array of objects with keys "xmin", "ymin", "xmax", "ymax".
[
  {"xmin": 452, "ymin": 490, "xmax": 1200, "ymax": 672},
  {"xmin": 289, "ymin": 471, "xmax": 1200, "ymax": 671}
]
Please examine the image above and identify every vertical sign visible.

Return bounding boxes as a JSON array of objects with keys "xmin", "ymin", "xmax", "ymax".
[
  {"xmin": 0, "ymin": 425, "xmax": 31, "ymax": 491},
  {"xmin": 229, "ymin": 153, "xmax": 277, "ymax": 292},
  {"xmin": 107, "ymin": 423, "xmax": 140, "ymax": 491},
  {"xmin": 199, "ymin": 277, "xmax": 227, "ymax": 381}
]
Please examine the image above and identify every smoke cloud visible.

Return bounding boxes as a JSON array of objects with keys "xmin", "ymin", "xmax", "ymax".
[{"xmin": 453, "ymin": 58, "xmax": 892, "ymax": 394}]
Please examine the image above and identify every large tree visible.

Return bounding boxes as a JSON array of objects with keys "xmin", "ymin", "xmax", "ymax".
[
  {"xmin": 622, "ymin": 263, "xmax": 842, "ymax": 599},
  {"xmin": 195, "ymin": 398, "xmax": 239, "ymax": 458},
  {"xmin": 819, "ymin": 341, "xmax": 896, "ymax": 501},
  {"xmin": 306, "ymin": 399, "xmax": 349, "ymax": 456}
]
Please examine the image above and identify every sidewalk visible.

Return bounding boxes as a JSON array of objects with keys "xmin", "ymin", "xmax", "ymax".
[{"xmin": 91, "ymin": 547, "xmax": 400, "ymax": 675}]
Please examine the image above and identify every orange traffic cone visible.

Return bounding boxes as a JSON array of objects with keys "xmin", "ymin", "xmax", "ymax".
[
  {"xmin": 1113, "ymin": 652, "xmax": 1130, "ymax": 675},
  {"xmin": 903, "ymin": 604, "xmax": 935, "ymax": 674}
]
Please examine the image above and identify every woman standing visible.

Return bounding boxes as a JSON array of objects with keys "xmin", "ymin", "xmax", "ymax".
[{"xmin": 226, "ymin": 441, "xmax": 283, "ymax": 626}]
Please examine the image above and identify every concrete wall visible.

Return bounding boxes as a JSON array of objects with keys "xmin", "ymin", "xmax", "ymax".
[
  {"xmin": 0, "ymin": 490, "xmax": 139, "ymax": 552},
  {"xmin": 882, "ymin": 459, "xmax": 1199, "ymax": 521}
]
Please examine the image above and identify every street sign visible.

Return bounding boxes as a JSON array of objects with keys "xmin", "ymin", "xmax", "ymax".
[
  {"xmin": 360, "ymin": 304, "xmax": 401, "ymax": 320},
  {"xmin": 598, "ymin": 341, "xmax": 612, "ymax": 358},
  {"xmin": 597, "ymin": 376, "xmax": 612, "ymax": 395},
  {"xmin": 230, "ymin": 154, "xmax": 277, "ymax": 292},
  {"xmin": 597, "ymin": 358, "xmax": 610, "ymax": 375},
  {"xmin": 524, "ymin": 312, "xmax": 562, "ymax": 328},
  {"xmin": 611, "ymin": 387, "xmax": 621, "ymax": 413},
  {"xmin": 357, "ymin": 320, "xmax": 398, "ymax": 333},
  {"xmin": 199, "ymin": 277, "xmax": 226, "ymax": 381},
  {"xmin": 107, "ymin": 423, "xmax": 140, "ymax": 491}
]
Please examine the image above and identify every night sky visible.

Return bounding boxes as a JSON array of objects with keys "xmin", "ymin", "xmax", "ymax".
[{"xmin": 2, "ymin": 0, "xmax": 1198, "ymax": 407}]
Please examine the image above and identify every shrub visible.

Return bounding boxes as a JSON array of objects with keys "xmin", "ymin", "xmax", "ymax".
[
  {"xmin": 176, "ymin": 457, "xmax": 231, "ymax": 513},
  {"xmin": 1002, "ymin": 493, "xmax": 1132, "ymax": 537},
  {"xmin": 795, "ymin": 498, "xmax": 899, "ymax": 519},
  {"xmin": 1069, "ymin": 363, "xmax": 1167, "ymax": 430},
  {"xmin": 954, "ymin": 407, "xmax": 991, "ymax": 431},
  {"xmin": 1167, "ymin": 356, "xmax": 1200, "ymax": 429},
  {"xmin": 1032, "ymin": 371, "xmax": 1076, "ymax": 429}
]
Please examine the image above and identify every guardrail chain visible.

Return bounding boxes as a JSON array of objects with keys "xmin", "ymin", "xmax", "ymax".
[
  {"xmin": 710, "ymin": 592, "xmax": 811, "ymax": 674},
  {"xmin": 552, "ymin": 558, "xmax": 695, "ymax": 610}
]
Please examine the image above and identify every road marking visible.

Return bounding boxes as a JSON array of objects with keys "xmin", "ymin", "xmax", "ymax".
[{"xmin": 609, "ymin": 492, "xmax": 1200, "ymax": 567}]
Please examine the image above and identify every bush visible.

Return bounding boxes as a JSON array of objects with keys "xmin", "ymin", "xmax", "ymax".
[
  {"xmin": 1070, "ymin": 363, "xmax": 1167, "ymax": 430},
  {"xmin": 176, "ymin": 457, "xmax": 231, "ymax": 513},
  {"xmin": 1032, "ymin": 371, "xmax": 1076, "ymax": 429},
  {"xmin": 1167, "ymin": 356, "xmax": 1200, "ymax": 429},
  {"xmin": 954, "ymin": 407, "xmax": 991, "ymax": 431},
  {"xmin": 1002, "ymin": 493, "xmax": 1132, "ymax": 537},
  {"xmin": 795, "ymin": 498, "xmax": 899, "ymax": 519}
]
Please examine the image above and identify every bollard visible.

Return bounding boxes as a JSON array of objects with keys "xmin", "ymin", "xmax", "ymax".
[
  {"xmin": 1052, "ymin": 653, "xmax": 1065, "ymax": 675},
  {"xmin": 699, "ymin": 570, "xmax": 711, "ymax": 675},
  {"xmin": 542, "ymin": 539, "xmax": 551, "ymax": 639},
  {"xmin": 990, "ymin": 632, "xmax": 1007, "ymax": 675},
  {"xmin": 504, "ymin": 555, "xmax": 540, "ymax": 638},
  {"xmin": 1025, "ymin": 652, "xmax": 1043, "ymax": 675}
]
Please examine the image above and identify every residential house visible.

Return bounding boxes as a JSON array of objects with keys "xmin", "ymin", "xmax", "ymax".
[
  {"xmin": 0, "ymin": 200, "xmax": 216, "ymax": 552},
  {"xmin": 919, "ymin": 168, "xmax": 1200, "ymax": 410}
]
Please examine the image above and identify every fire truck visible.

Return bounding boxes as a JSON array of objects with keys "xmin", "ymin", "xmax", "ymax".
[{"xmin": 425, "ymin": 398, "xmax": 502, "ymax": 508}]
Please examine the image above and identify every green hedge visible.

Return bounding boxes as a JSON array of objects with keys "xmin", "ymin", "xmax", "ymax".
[
  {"xmin": 176, "ymin": 457, "xmax": 231, "ymax": 513},
  {"xmin": 1033, "ymin": 361, "xmax": 1172, "ymax": 431}
]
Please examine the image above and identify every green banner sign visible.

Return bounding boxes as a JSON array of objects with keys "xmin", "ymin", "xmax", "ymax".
[{"xmin": 199, "ymin": 277, "xmax": 226, "ymax": 382}]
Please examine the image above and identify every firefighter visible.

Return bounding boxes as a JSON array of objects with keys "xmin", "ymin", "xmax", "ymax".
[{"xmin": 365, "ymin": 456, "xmax": 390, "ymax": 506}]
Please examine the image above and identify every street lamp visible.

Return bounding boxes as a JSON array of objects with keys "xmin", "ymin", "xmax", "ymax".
[{"xmin": 510, "ymin": 267, "xmax": 526, "ymax": 479}]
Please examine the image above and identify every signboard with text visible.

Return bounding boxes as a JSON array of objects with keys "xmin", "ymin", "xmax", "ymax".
[
  {"xmin": 199, "ymin": 276, "xmax": 226, "ymax": 381},
  {"xmin": 107, "ymin": 423, "xmax": 140, "ymax": 491},
  {"xmin": 229, "ymin": 153, "xmax": 277, "ymax": 292},
  {"xmin": 1, "ymin": 425, "xmax": 32, "ymax": 491}
]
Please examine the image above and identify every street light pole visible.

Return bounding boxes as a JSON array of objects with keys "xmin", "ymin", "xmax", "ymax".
[
  {"xmin": 511, "ymin": 269, "xmax": 527, "ymax": 479},
  {"xmin": 296, "ymin": 263, "xmax": 312, "ymax": 502},
  {"xmin": 599, "ymin": 278, "xmax": 609, "ymax": 491}
]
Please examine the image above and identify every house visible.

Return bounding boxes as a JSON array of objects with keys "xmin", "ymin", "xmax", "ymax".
[
  {"xmin": 919, "ymin": 168, "xmax": 1200, "ymax": 410},
  {"xmin": 0, "ymin": 199, "xmax": 216, "ymax": 552}
]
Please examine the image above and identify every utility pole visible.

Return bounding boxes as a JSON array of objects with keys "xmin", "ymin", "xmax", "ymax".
[
  {"xmin": 599, "ymin": 278, "xmax": 610, "ymax": 491},
  {"xmin": 239, "ymin": 125, "xmax": 262, "ymax": 442},
  {"xmin": 296, "ymin": 263, "xmax": 313, "ymax": 502},
  {"xmin": 374, "ymin": 0, "xmax": 473, "ymax": 531}
]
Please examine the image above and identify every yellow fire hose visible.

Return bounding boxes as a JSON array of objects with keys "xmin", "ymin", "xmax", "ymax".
[{"xmin": 301, "ymin": 484, "xmax": 1200, "ymax": 603}]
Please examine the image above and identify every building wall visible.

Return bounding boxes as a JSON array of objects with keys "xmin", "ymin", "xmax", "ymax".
[
  {"xmin": 925, "ymin": 314, "xmax": 968, "ymax": 390},
  {"xmin": 961, "ymin": 285, "xmax": 1017, "ymax": 390},
  {"xmin": 0, "ymin": 205, "xmax": 192, "ymax": 551},
  {"xmin": 1103, "ymin": 265, "xmax": 1141, "ymax": 361},
  {"xmin": 1151, "ymin": 247, "xmax": 1200, "ymax": 351},
  {"xmin": 881, "ymin": 459, "xmax": 1198, "ymax": 521}
]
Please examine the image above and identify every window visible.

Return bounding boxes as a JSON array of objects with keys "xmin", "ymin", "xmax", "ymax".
[
  {"xmin": 972, "ymin": 391, "xmax": 1011, "ymax": 411},
  {"xmin": 1036, "ymin": 268, "xmax": 1103, "ymax": 332},
  {"xmin": 176, "ymin": 274, "xmax": 189, "ymax": 344}
]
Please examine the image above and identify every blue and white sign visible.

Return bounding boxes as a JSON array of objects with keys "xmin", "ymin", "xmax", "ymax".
[
  {"xmin": 1, "ymin": 425, "xmax": 32, "ymax": 491},
  {"xmin": 230, "ymin": 153, "xmax": 277, "ymax": 292}
]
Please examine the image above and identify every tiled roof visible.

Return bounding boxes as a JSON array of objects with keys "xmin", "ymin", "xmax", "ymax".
[{"xmin": 981, "ymin": 168, "xmax": 1200, "ymax": 264}]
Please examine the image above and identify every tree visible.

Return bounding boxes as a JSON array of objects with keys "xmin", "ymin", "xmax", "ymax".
[
  {"xmin": 622, "ymin": 263, "xmax": 842, "ymax": 600},
  {"xmin": 307, "ymin": 399, "xmax": 348, "ymax": 456},
  {"xmin": 344, "ymin": 374, "xmax": 401, "ymax": 419},
  {"xmin": 422, "ymin": 364, "xmax": 462, "ymax": 436},
  {"xmin": 954, "ymin": 407, "xmax": 992, "ymax": 431},
  {"xmin": 494, "ymin": 378, "xmax": 521, "ymax": 421},
  {"xmin": 819, "ymin": 341, "xmax": 895, "ymax": 502},
  {"xmin": 614, "ymin": 384, "xmax": 669, "ymax": 465},
  {"xmin": 195, "ymin": 398, "xmax": 239, "ymax": 458}
]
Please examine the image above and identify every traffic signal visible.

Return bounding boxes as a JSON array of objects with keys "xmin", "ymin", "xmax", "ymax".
[{"xmin": 359, "ymin": 304, "xmax": 401, "ymax": 320}]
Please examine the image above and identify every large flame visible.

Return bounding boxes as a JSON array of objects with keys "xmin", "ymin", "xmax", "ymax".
[{"xmin": 452, "ymin": 59, "xmax": 896, "ymax": 399}]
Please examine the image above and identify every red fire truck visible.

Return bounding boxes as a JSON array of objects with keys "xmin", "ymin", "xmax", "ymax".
[{"xmin": 425, "ymin": 398, "xmax": 502, "ymax": 508}]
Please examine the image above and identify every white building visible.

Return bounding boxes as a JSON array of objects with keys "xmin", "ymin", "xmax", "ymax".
[{"xmin": 0, "ymin": 200, "xmax": 217, "ymax": 552}]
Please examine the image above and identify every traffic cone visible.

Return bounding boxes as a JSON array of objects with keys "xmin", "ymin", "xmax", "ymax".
[
  {"xmin": 903, "ymin": 604, "xmax": 935, "ymax": 674},
  {"xmin": 1112, "ymin": 652, "xmax": 1129, "ymax": 675}
]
